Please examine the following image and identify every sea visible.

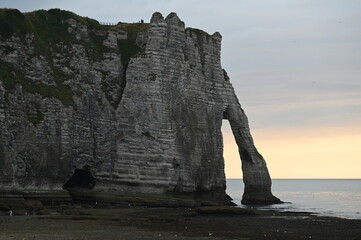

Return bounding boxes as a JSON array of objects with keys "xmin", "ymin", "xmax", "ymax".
[{"xmin": 226, "ymin": 179, "xmax": 361, "ymax": 219}]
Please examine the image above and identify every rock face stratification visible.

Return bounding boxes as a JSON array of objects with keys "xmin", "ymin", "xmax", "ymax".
[{"xmin": 0, "ymin": 9, "xmax": 280, "ymax": 205}]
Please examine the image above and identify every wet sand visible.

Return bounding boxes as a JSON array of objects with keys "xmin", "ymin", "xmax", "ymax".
[{"xmin": 0, "ymin": 206, "xmax": 360, "ymax": 240}]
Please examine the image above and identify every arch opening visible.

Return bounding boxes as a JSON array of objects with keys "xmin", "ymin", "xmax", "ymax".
[{"xmin": 221, "ymin": 120, "xmax": 242, "ymax": 179}]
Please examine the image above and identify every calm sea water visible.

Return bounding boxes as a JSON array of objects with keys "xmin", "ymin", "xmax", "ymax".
[{"xmin": 226, "ymin": 179, "xmax": 361, "ymax": 219}]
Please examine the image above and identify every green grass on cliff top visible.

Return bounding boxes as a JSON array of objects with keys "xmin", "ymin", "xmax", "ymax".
[
  {"xmin": 0, "ymin": 8, "xmax": 100, "ymax": 40},
  {"xmin": 0, "ymin": 8, "xmax": 148, "ymax": 50},
  {"xmin": 0, "ymin": 8, "xmax": 149, "ymax": 108},
  {"xmin": 0, "ymin": 9, "xmax": 99, "ymax": 107}
]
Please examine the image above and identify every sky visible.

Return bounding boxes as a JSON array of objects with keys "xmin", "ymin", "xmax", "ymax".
[{"xmin": 1, "ymin": 0, "xmax": 360, "ymax": 178}]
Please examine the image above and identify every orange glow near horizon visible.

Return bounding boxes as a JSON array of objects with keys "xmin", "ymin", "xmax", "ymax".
[{"xmin": 222, "ymin": 121, "xmax": 361, "ymax": 179}]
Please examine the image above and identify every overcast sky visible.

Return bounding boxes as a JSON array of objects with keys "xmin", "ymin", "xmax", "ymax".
[{"xmin": 1, "ymin": 0, "xmax": 360, "ymax": 178}]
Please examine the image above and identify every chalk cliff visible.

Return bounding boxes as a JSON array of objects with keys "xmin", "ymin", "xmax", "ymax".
[{"xmin": 0, "ymin": 9, "xmax": 280, "ymax": 205}]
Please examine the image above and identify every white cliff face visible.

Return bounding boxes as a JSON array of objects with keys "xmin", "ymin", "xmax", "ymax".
[{"xmin": 0, "ymin": 9, "xmax": 279, "ymax": 204}]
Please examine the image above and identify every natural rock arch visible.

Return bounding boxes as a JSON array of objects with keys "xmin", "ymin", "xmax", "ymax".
[
  {"xmin": 0, "ymin": 9, "xmax": 280, "ymax": 205},
  {"xmin": 223, "ymin": 107, "xmax": 280, "ymax": 204}
]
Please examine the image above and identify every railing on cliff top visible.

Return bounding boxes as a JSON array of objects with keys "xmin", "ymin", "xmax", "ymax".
[
  {"xmin": 100, "ymin": 20, "xmax": 145, "ymax": 26},
  {"xmin": 100, "ymin": 22, "xmax": 118, "ymax": 26}
]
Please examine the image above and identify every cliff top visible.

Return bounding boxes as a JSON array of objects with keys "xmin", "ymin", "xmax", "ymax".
[{"xmin": 0, "ymin": 8, "xmax": 218, "ymax": 40}]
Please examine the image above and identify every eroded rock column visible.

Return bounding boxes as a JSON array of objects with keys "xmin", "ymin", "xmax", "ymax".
[{"xmin": 225, "ymin": 103, "xmax": 281, "ymax": 204}]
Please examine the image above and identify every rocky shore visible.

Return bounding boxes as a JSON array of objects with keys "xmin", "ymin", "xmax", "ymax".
[{"xmin": 0, "ymin": 203, "xmax": 360, "ymax": 240}]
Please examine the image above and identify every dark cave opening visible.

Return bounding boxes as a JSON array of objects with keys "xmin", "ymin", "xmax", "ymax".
[{"xmin": 62, "ymin": 167, "xmax": 96, "ymax": 190}]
